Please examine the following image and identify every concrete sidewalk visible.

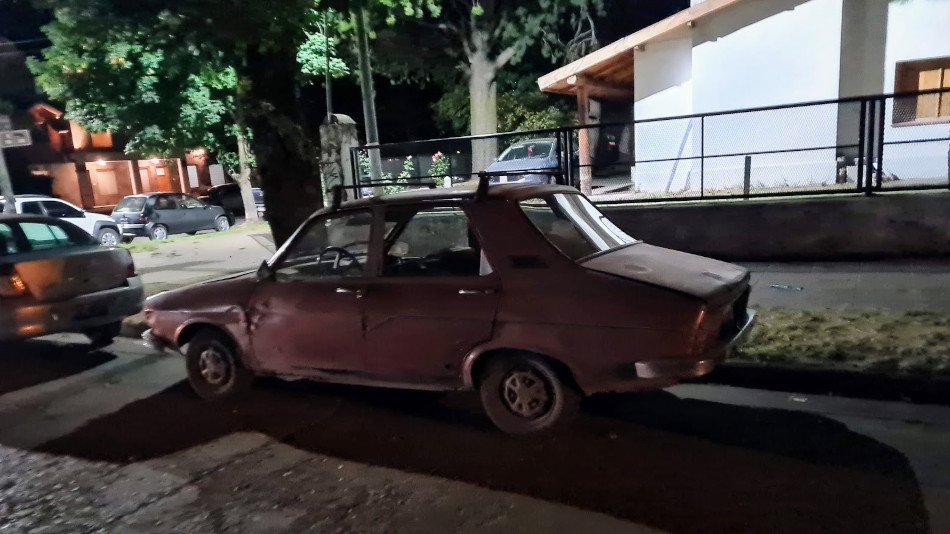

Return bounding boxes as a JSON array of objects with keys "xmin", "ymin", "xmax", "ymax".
[{"xmin": 745, "ymin": 259, "xmax": 950, "ymax": 312}]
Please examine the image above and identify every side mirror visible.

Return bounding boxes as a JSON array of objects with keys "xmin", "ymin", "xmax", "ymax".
[{"xmin": 256, "ymin": 260, "xmax": 273, "ymax": 281}]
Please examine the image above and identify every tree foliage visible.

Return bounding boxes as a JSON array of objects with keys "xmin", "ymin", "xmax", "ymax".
[{"xmin": 433, "ymin": 77, "xmax": 574, "ymax": 135}]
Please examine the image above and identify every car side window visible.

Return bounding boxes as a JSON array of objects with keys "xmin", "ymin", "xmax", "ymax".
[
  {"xmin": 0, "ymin": 223, "xmax": 19, "ymax": 255},
  {"xmin": 20, "ymin": 201, "xmax": 44, "ymax": 215},
  {"xmin": 19, "ymin": 222, "xmax": 81, "ymax": 251},
  {"xmin": 41, "ymin": 200, "xmax": 83, "ymax": 218},
  {"xmin": 154, "ymin": 195, "xmax": 178, "ymax": 210},
  {"xmin": 181, "ymin": 196, "xmax": 204, "ymax": 209},
  {"xmin": 383, "ymin": 206, "xmax": 490, "ymax": 277},
  {"xmin": 275, "ymin": 211, "xmax": 373, "ymax": 281}
]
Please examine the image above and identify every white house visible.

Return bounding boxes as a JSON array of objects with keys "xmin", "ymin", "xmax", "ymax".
[{"xmin": 538, "ymin": 0, "xmax": 950, "ymax": 195}]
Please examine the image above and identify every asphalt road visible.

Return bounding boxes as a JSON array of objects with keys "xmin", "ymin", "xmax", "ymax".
[{"xmin": 1, "ymin": 335, "xmax": 948, "ymax": 533}]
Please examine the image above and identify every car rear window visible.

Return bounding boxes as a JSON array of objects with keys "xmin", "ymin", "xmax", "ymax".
[
  {"xmin": 114, "ymin": 197, "xmax": 147, "ymax": 212},
  {"xmin": 19, "ymin": 221, "xmax": 95, "ymax": 251},
  {"xmin": 0, "ymin": 223, "xmax": 18, "ymax": 255},
  {"xmin": 519, "ymin": 193, "xmax": 637, "ymax": 260}
]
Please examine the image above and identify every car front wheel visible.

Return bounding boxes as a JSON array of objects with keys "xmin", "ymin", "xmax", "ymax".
[
  {"xmin": 479, "ymin": 354, "xmax": 579, "ymax": 436},
  {"xmin": 185, "ymin": 328, "xmax": 254, "ymax": 401},
  {"xmin": 149, "ymin": 224, "xmax": 168, "ymax": 240},
  {"xmin": 214, "ymin": 215, "xmax": 230, "ymax": 232},
  {"xmin": 97, "ymin": 227, "xmax": 120, "ymax": 247}
]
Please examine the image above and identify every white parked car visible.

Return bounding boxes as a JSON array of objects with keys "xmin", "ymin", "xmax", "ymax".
[
  {"xmin": 0, "ymin": 214, "xmax": 143, "ymax": 345},
  {"xmin": 1, "ymin": 195, "xmax": 122, "ymax": 247}
]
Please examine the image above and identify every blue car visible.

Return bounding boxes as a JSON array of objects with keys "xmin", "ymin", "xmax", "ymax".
[{"xmin": 483, "ymin": 138, "xmax": 562, "ymax": 184}]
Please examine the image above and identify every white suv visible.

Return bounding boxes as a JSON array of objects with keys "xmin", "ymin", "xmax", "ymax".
[{"xmin": 1, "ymin": 195, "xmax": 122, "ymax": 246}]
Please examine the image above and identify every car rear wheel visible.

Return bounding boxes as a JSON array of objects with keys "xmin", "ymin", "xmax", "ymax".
[
  {"xmin": 85, "ymin": 321, "xmax": 122, "ymax": 347},
  {"xmin": 478, "ymin": 354, "xmax": 579, "ymax": 436},
  {"xmin": 185, "ymin": 329, "xmax": 254, "ymax": 401},
  {"xmin": 97, "ymin": 227, "xmax": 120, "ymax": 247},
  {"xmin": 149, "ymin": 224, "xmax": 168, "ymax": 240},
  {"xmin": 214, "ymin": 215, "xmax": 230, "ymax": 232}
]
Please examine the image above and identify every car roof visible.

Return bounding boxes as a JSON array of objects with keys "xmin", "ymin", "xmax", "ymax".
[
  {"xmin": 339, "ymin": 183, "xmax": 580, "ymax": 210},
  {"xmin": 0, "ymin": 213, "xmax": 72, "ymax": 224}
]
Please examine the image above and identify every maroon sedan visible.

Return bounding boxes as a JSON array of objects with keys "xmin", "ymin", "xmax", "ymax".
[{"xmin": 143, "ymin": 184, "xmax": 755, "ymax": 435}]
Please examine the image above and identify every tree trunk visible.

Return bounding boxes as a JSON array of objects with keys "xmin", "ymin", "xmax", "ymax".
[
  {"xmin": 353, "ymin": 2, "xmax": 383, "ymax": 184},
  {"xmin": 234, "ymin": 126, "xmax": 259, "ymax": 222},
  {"xmin": 241, "ymin": 47, "xmax": 323, "ymax": 246},
  {"xmin": 468, "ymin": 32, "xmax": 499, "ymax": 175},
  {"xmin": 0, "ymin": 151, "xmax": 14, "ymax": 213}
]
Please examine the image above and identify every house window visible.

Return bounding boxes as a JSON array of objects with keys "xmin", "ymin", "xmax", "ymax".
[{"xmin": 894, "ymin": 57, "xmax": 950, "ymax": 124}]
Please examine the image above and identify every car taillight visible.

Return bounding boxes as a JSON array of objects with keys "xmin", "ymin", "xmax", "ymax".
[
  {"xmin": 0, "ymin": 272, "xmax": 29, "ymax": 298},
  {"xmin": 690, "ymin": 307, "xmax": 725, "ymax": 355}
]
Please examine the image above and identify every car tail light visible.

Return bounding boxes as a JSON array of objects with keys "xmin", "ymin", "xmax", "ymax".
[
  {"xmin": 690, "ymin": 306, "xmax": 725, "ymax": 355},
  {"xmin": 0, "ymin": 272, "xmax": 29, "ymax": 298}
]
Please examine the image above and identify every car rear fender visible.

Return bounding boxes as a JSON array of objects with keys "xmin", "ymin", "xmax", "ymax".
[{"xmin": 461, "ymin": 344, "xmax": 581, "ymax": 393}]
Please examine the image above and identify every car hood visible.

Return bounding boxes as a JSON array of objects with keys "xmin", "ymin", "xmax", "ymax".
[
  {"xmin": 484, "ymin": 157, "xmax": 557, "ymax": 173},
  {"xmin": 581, "ymin": 243, "xmax": 749, "ymax": 302},
  {"xmin": 145, "ymin": 270, "xmax": 258, "ymax": 309},
  {"xmin": 87, "ymin": 212, "xmax": 115, "ymax": 223}
]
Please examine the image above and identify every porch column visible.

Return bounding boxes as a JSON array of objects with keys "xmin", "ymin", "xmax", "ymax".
[
  {"xmin": 126, "ymin": 159, "xmax": 138, "ymax": 194},
  {"xmin": 175, "ymin": 158, "xmax": 188, "ymax": 193},
  {"xmin": 575, "ymin": 84, "xmax": 593, "ymax": 195}
]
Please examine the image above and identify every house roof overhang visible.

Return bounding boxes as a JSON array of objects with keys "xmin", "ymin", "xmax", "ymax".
[{"xmin": 537, "ymin": 0, "xmax": 747, "ymax": 99}]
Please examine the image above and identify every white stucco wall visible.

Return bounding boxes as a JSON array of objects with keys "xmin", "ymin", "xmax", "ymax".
[
  {"xmin": 881, "ymin": 0, "xmax": 950, "ymax": 185},
  {"xmin": 634, "ymin": 0, "xmax": 847, "ymax": 193}
]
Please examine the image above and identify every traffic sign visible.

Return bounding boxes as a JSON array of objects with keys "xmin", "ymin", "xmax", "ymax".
[{"xmin": 0, "ymin": 129, "xmax": 31, "ymax": 148}]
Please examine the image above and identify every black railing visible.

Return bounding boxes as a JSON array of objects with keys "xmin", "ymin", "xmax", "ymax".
[{"xmin": 350, "ymin": 88, "xmax": 950, "ymax": 203}]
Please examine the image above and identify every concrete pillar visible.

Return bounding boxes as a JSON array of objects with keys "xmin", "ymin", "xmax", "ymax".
[
  {"xmin": 836, "ymin": 0, "xmax": 889, "ymax": 170},
  {"xmin": 319, "ymin": 114, "xmax": 359, "ymax": 198}
]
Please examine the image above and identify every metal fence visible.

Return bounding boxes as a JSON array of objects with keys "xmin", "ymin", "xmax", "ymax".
[{"xmin": 349, "ymin": 88, "xmax": 950, "ymax": 203}]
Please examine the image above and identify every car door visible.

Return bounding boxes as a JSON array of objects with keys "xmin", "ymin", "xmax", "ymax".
[
  {"xmin": 179, "ymin": 194, "xmax": 214, "ymax": 231},
  {"xmin": 150, "ymin": 194, "xmax": 186, "ymax": 233},
  {"xmin": 40, "ymin": 200, "xmax": 93, "ymax": 235},
  {"xmin": 361, "ymin": 204, "xmax": 500, "ymax": 385},
  {"xmin": 247, "ymin": 209, "xmax": 375, "ymax": 375}
]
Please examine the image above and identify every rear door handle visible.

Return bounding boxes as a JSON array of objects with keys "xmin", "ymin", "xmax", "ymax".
[
  {"xmin": 336, "ymin": 287, "xmax": 365, "ymax": 298},
  {"xmin": 458, "ymin": 289, "xmax": 496, "ymax": 295}
]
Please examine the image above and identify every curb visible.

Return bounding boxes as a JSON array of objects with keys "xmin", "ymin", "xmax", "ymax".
[{"xmin": 120, "ymin": 312, "xmax": 149, "ymax": 340}]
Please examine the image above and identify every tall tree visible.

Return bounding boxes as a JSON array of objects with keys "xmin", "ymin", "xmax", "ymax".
[
  {"xmin": 428, "ymin": 0, "xmax": 602, "ymax": 171},
  {"xmin": 28, "ymin": 6, "xmax": 265, "ymax": 221}
]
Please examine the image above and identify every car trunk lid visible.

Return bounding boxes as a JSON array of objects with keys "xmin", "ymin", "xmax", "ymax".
[
  {"xmin": 11, "ymin": 246, "xmax": 130, "ymax": 302},
  {"xmin": 581, "ymin": 243, "xmax": 749, "ymax": 303}
]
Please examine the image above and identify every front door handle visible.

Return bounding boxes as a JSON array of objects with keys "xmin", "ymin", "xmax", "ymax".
[
  {"xmin": 336, "ymin": 287, "xmax": 365, "ymax": 298},
  {"xmin": 458, "ymin": 288, "xmax": 496, "ymax": 295}
]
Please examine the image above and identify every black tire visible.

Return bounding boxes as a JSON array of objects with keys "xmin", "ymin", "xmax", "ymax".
[
  {"xmin": 121, "ymin": 236, "xmax": 134, "ymax": 244},
  {"xmin": 149, "ymin": 224, "xmax": 169, "ymax": 240},
  {"xmin": 85, "ymin": 321, "xmax": 122, "ymax": 347},
  {"xmin": 214, "ymin": 215, "xmax": 230, "ymax": 232},
  {"xmin": 97, "ymin": 227, "xmax": 120, "ymax": 247},
  {"xmin": 185, "ymin": 328, "xmax": 254, "ymax": 401},
  {"xmin": 478, "ymin": 354, "xmax": 580, "ymax": 436}
]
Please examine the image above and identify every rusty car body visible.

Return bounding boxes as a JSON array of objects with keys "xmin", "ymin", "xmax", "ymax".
[{"xmin": 142, "ymin": 183, "xmax": 755, "ymax": 434}]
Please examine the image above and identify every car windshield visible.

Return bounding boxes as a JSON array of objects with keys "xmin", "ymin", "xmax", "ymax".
[
  {"xmin": 519, "ymin": 193, "xmax": 638, "ymax": 260},
  {"xmin": 114, "ymin": 197, "xmax": 146, "ymax": 212},
  {"xmin": 499, "ymin": 141, "xmax": 553, "ymax": 161}
]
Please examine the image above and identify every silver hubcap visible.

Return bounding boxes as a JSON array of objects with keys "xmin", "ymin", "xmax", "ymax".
[
  {"xmin": 197, "ymin": 347, "xmax": 231, "ymax": 385},
  {"xmin": 502, "ymin": 368, "xmax": 552, "ymax": 419},
  {"xmin": 153, "ymin": 227, "xmax": 167, "ymax": 239},
  {"xmin": 100, "ymin": 232, "xmax": 118, "ymax": 246},
  {"xmin": 217, "ymin": 218, "xmax": 229, "ymax": 231}
]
